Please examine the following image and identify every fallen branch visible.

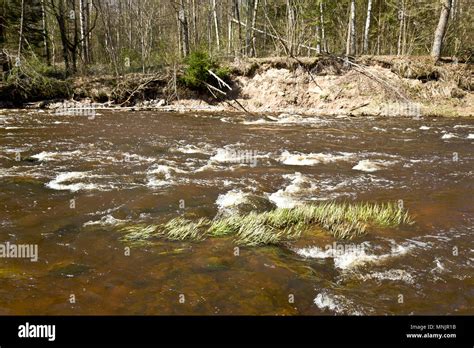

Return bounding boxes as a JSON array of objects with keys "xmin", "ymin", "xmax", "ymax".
[
  {"xmin": 239, "ymin": 14, "xmax": 322, "ymax": 91},
  {"xmin": 208, "ymin": 69, "xmax": 232, "ymax": 91},
  {"xmin": 338, "ymin": 57, "xmax": 410, "ymax": 102},
  {"xmin": 349, "ymin": 102, "xmax": 370, "ymax": 112},
  {"xmin": 202, "ymin": 72, "xmax": 254, "ymax": 116},
  {"xmin": 116, "ymin": 73, "xmax": 164, "ymax": 106}
]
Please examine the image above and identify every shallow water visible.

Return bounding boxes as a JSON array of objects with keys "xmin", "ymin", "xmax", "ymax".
[{"xmin": 0, "ymin": 109, "xmax": 473, "ymax": 315}]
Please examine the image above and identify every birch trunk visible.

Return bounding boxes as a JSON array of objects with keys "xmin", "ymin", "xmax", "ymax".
[
  {"xmin": 346, "ymin": 0, "xmax": 356, "ymax": 56},
  {"xmin": 17, "ymin": 0, "xmax": 25, "ymax": 57},
  {"xmin": 363, "ymin": 0, "xmax": 372, "ymax": 54},
  {"xmin": 41, "ymin": 0, "xmax": 51, "ymax": 65},
  {"xmin": 212, "ymin": 0, "xmax": 220, "ymax": 51},
  {"xmin": 431, "ymin": 0, "xmax": 452, "ymax": 61}
]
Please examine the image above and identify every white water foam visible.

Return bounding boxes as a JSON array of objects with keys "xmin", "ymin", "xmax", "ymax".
[
  {"xmin": 31, "ymin": 150, "xmax": 82, "ymax": 161},
  {"xmin": 146, "ymin": 165, "xmax": 173, "ymax": 187},
  {"xmin": 268, "ymin": 172, "xmax": 313, "ymax": 208},
  {"xmin": 352, "ymin": 159, "xmax": 386, "ymax": 172},
  {"xmin": 83, "ymin": 215, "xmax": 127, "ymax": 227},
  {"xmin": 171, "ymin": 143, "xmax": 213, "ymax": 155},
  {"xmin": 295, "ymin": 243, "xmax": 413, "ymax": 271},
  {"xmin": 278, "ymin": 151, "xmax": 354, "ymax": 166},
  {"xmin": 357, "ymin": 269, "xmax": 415, "ymax": 284},
  {"xmin": 215, "ymin": 189, "xmax": 249, "ymax": 213},
  {"xmin": 243, "ymin": 113, "xmax": 328, "ymax": 125},
  {"xmin": 46, "ymin": 171, "xmax": 101, "ymax": 192},
  {"xmin": 314, "ymin": 291, "xmax": 364, "ymax": 315},
  {"xmin": 441, "ymin": 133, "xmax": 457, "ymax": 139}
]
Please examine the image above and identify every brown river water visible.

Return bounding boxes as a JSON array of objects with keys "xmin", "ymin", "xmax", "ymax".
[{"xmin": 0, "ymin": 109, "xmax": 472, "ymax": 315}]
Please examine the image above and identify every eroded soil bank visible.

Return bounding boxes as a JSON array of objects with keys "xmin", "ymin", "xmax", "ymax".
[{"xmin": 2, "ymin": 55, "xmax": 473, "ymax": 117}]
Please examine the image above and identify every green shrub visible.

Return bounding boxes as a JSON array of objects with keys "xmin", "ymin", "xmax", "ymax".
[
  {"xmin": 1, "ymin": 59, "xmax": 71, "ymax": 104},
  {"xmin": 180, "ymin": 51, "xmax": 230, "ymax": 89}
]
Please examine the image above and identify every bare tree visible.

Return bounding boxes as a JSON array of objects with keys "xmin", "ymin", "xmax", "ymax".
[
  {"xmin": 250, "ymin": 0, "xmax": 259, "ymax": 57},
  {"xmin": 17, "ymin": 0, "xmax": 25, "ymax": 57},
  {"xmin": 286, "ymin": 0, "xmax": 296, "ymax": 56},
  {"xmin": 363, "ymin": 0, "xmax": 372, "ymax": 54},
  {"xmin": 319, "ymin": 1, "xmax": 327, "ymax": 53},
  {"xmin": 346, "ymin": 0, "xmax": 356, "ymax": 56},
  {"xmin": 431, "ymin": 0, "xmax": 452, "ymax": 61},
  {"xmin": 397, "ymin": 0, "xmax": 404, "ymax": 55},
  {"xmin": 78, "ymin": 0, "xmax": 90, "ymax": 63},
  {"xmin": 211, "ymin": 0, "xmax": 220, "ymax": 51},
  {"xmin": 233, "ymin": 0, "xmax": 242, "ymax": 55},
  {"xmin": 40, "ymin": 0, "xmax": 52, "ymax": 65},
  {"xmin": 178, "ymin": 0, "xmax": 190, "ymax": 57}
]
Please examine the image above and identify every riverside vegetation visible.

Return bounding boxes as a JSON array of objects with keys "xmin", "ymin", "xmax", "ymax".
[
  {"xmin": 119, "ymin": 201, "xmax": 413, "ymax": 246},
  {"xmin": 0, "ymin": 0, "xmax": 472, "ymax": 116}
]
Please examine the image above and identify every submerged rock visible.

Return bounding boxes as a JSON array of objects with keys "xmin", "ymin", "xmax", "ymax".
[
  {"xmin": 215, "ymin": 190, "xmax": 276, "ymax": 218},
  {"xmin": 48, "ymin": 263, "xmax": 91, "ymax": 277}
]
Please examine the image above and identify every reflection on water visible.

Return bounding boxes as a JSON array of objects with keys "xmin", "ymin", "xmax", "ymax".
[{"xmin": 0, "ymin": 109, "xmax": 473, "ymax": 315}]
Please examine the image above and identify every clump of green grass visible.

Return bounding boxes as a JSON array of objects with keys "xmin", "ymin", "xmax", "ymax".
[
  {"xmin": 160, "ymin": 217, "xmax": 210, "ymax": 241},
  {"xmin": 119, "ymin": 224, "xmax": 158, "ymax": 243},
  {"xmin": 118, "ymin": 201, "xmax": 413, "ymax": 246}
]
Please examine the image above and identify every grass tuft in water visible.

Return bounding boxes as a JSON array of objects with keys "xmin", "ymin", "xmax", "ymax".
[
  {"xmin": 160, "ymin": 217, "xmax": 210, "ymax": 241},
  {"xmin": 118, "ymin": 224, "xmax": 159, "ymax": 246},
  {"xmin": 119, "ymin": 201, "xmax": 413, "ymax": 246}
]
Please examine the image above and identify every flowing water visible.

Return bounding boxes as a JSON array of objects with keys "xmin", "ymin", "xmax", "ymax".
[{"xmin": 0, "ymin": 109, "xmax": 473, "ymax": 315}]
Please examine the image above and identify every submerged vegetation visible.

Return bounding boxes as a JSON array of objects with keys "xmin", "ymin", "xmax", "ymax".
[{"xmin": 119, "ymin": 201, "xmax": 413, "ymax": 247}]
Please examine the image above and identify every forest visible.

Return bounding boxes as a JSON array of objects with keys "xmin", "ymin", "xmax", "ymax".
[{"xmin": 0, "ymin": 0, "xmax": 472, "ymax": 77}]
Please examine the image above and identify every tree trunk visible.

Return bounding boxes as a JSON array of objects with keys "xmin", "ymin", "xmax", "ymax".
[
  {"xmin": 431, "ymin": 0, "xmax": 452, "ymax": 61},
  {"xmin": 245, "ymin": 0, "xmax": 252, "ymax": 56},
  {"xmin": 79, "ymin": 0, "xmax": 85, "ymax": 61},
  {"xmin": 363, "ymin": 0, "xmax": 372, "ymax": 53},
  {"xmin": 346, "ymin": 0, "xmax": 356, "ymax": 56},
  {"xmin": 178, "ymin": 0, "xmax": 189, "ymax": 57},
  {"xmin": 87, "ymin": 0, "xmax": 93, "ymax": 63},
  {"xmin": 250, "ymin": 0, "xmax": 259, "ymax": 57},
  {"xmin": 233, "ymin": 0, "xmax": 242, "ymax": 55},
  {"xmin": 79, "ymin": 0, "xmax": 90, "ymax": 64},
  {"xmin": 192, "ymin": 0, "xmax": 198, "ymax": 46},
  {"xmin": 41, "ymin": 0, "xmax": 51, "ymax": 65},
  {"xmin": 315, "ymin": 24, "xmax": 321, "ymax": 54},
  {"xmin": 212, "ymin": 0, "xmax": 220, "ymax": 51},
  {"xmin": 70, "ymin": 0, "xmax": 78, "ymax": 73},
  {"xmin": 17, "ymin": 0, "xmax": 25, "ymax": 57},
  {"xmin": 397, "ymin": 0, "xmax": 404, "ymax": 56},
  {"xmin": 319, "ymin": 1, "xmax": 326, "ymax": 53},
  {"xmin": 286, "ymin": 0, "xmax": 296, "ymax": 56},
  {"xmin": 56, "ymin": 0, "xmax": 71, "ymax": 75}
]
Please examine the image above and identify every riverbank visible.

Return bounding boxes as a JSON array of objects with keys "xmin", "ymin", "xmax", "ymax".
[{"xmin": 2, "ymin": 55, "xmax": 473, "ymax": 117}]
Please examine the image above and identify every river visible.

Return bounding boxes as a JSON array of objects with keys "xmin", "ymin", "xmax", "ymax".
[{"xmin": 0, "ymin": 109, "xmax": 472, "ymax": 315}]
